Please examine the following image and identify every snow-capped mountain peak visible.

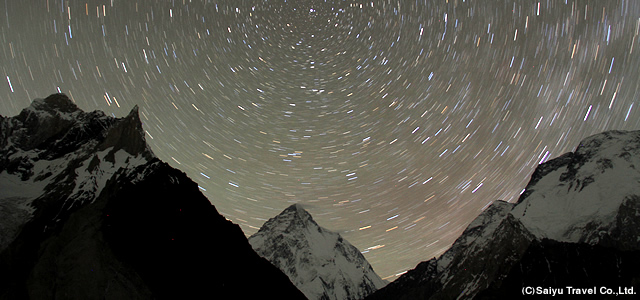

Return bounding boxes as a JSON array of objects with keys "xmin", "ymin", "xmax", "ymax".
[
  {"xmin": 511, "ymin": 130, "xmax": 640, "ymax": 246},
  {"xmin": 254, "ymin": 203, "xmax": 318, "ymax": 235},
  {"xmin": 249, "ymin": 204, "xmax": 386, "ymax": 300}
]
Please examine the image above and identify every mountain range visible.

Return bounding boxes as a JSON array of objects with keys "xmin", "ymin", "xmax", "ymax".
[
  {"xmin": 0, "ymin": 94, "xmax": 306, "ymax": 299},
  {"xmin": 3, "ymin": 94, "xmax": 639, "ymax": 299}
]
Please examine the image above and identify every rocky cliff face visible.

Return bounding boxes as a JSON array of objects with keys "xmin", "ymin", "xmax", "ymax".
[
  {"xmin": 249, "ymin": 204, "xmax": 386, "ymax": 300},
  {"xmin": 367, "ymin": 130, "xmax": 640, "ymax": 299},
  {"xmin": 0, "ymin": 94, "xmax": 306, "ymax": 299}
]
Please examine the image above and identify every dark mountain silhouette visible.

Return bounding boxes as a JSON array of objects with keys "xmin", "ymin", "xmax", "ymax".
[{"xmin": 0, "ymin": 94, "xmax": 306, "ymax": 299}]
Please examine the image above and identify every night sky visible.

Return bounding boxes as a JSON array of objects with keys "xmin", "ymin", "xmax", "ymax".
[{"xmin": 1, "ymin": 0, "xmax": 639, "ymax": 280}]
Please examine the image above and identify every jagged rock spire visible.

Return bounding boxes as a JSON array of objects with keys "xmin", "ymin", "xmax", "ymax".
[{"xmin": 98, "ymin": 104, "xmax": 154, "ymax": 160}]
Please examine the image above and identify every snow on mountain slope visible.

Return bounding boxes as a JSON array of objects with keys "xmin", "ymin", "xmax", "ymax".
[
  {"xmin": 366, "ymin": 200, "xmax": 535, "ymax": 300},
  {"xmin": 249, "ymin": 204, "xmax": 386, "ymax": 300},
  {"xmin": 436, "ymin": 200, "xmax": 514, "ymax": 271},
  {"xmin": 511, "ymin": 130, "xmax": 640, "ymax": 245},
  {"xmin": 0, "ymin": 93, "xmax": 154, "ymax": 252}
]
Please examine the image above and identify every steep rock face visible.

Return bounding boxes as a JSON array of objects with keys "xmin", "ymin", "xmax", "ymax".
[
  {"xmin": 249, "ymin": 204, "xmax": 386, "ymax": 300},
  {"xmin": 0, "ymin": 94, "xmax": 306, "ymax": 299},
  {"xmin": 367, "ymin": 130, "xmax": 640, "ymax": 299},
  {"xmin": 98, "ymin": 105, "xmax": 153, "ymax": 160}
]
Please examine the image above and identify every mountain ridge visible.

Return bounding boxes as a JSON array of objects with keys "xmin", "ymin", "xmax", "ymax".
[
  {"xmin": 367, "ymin": 129, "xmax": 640, "ymax": 299},
  {"xmin": 0, "ymin": 94, "xmax": 306, "ymax": 299}
]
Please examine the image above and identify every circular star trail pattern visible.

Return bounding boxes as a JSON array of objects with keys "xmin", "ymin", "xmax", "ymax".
[{"xmin": 1, "ymin": 0, "xmax": 639, "ymax": 280}]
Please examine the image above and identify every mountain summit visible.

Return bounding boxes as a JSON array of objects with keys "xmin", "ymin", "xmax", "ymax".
[
  {"xmin": 0, "ymin": 94, "xmax": 306, "ymax": 299},
  {"xmin": 367, "ymin": 130, "xmax": 640, "ymax": 299},
  {"xmin": 249, "ymin": 204, "xmax": 386, "ymax": 300}
]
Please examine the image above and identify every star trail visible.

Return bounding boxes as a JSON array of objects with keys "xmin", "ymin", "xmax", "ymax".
[{"xmin": 1, "ymin": 0, "xmax": 639, "ymax": 280}]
